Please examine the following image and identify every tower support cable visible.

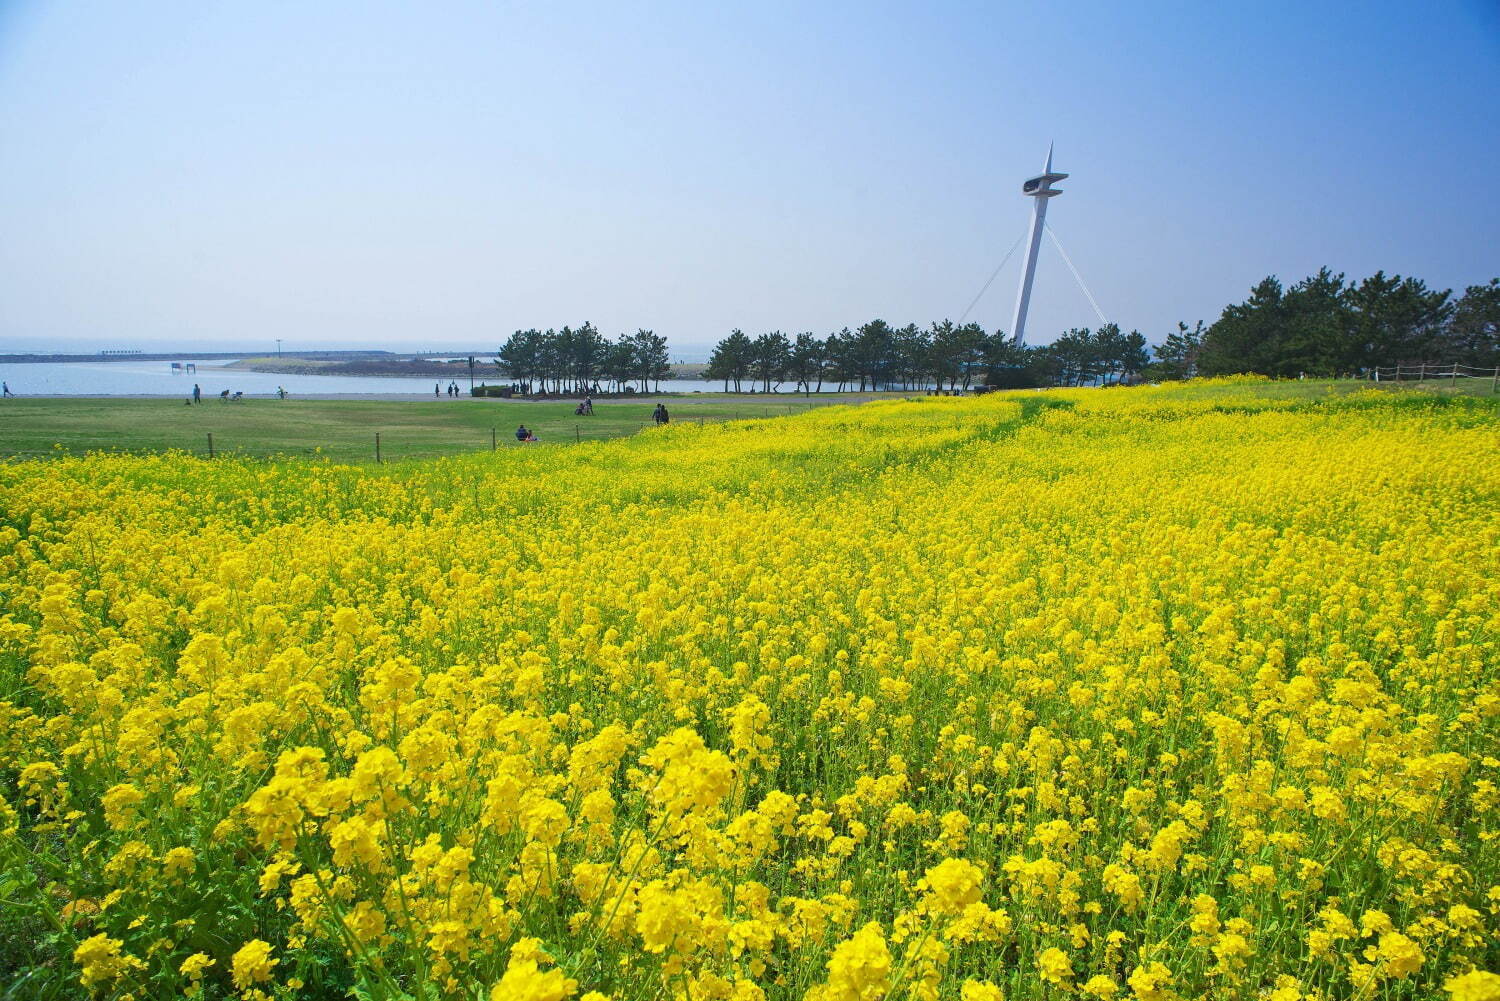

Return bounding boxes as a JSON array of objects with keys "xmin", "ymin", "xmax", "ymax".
[
  {"xmin": 957, "ymin": 232, "xmax": 1026, "ymax": 324},
  {"xmin": 1044, "ymin": 221, "xmax": 1107, "ymax": 326}
]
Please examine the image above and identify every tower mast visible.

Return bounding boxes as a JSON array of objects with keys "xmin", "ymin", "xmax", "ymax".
[{"xmin": 1009, "ymin": 144, "xmax": 1067, "ymax": 346}]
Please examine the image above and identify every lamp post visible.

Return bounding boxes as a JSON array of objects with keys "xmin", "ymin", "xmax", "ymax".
[{"xmin": 276, "ymin": 338, "xmax": 282, "ymax": 359}]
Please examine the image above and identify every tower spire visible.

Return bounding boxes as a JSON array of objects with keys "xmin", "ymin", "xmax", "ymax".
[{"xmin": 1009, "ymin": 145, "xmax": 1067, "ymax": 347}]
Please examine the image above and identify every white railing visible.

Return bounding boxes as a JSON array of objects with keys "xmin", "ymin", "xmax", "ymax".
[{"xmin": 1370, "ymin": 363, "xmax": 1499, "ymax": 391}]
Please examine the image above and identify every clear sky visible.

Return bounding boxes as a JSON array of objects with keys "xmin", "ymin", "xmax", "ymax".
[{"xmin": 1, "ymin": 0, "xmax": 1496, "ymax": 358}]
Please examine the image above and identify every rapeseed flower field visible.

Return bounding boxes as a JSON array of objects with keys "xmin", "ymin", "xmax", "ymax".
[{"xmin": 2, "ymin": 380, "xmax": 1497, "ymax": 1001}]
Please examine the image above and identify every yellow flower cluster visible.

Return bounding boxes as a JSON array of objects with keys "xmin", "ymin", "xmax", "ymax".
[{"xmin": 1, "ymin": 379, "xmax": 1497, "ymax": 1000}]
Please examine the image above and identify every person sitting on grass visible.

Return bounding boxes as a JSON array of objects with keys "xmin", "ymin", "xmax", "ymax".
[{"xmin": 515, "ymin": 424, "xmax": 538, "ymax": 442}]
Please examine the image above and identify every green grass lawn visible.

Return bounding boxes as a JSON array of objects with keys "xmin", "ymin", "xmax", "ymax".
[{"xmin": 0, "ymin": 395, "xmax": 866, "ymax": 464}]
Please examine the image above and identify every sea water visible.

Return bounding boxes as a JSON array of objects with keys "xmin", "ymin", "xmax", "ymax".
[{"xmin": 0, "ymin": 359, "xmax": 731, "ymax": 397}]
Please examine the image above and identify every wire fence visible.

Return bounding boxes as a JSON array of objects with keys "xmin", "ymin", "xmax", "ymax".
[
  {"xmin": 1369, "ymin": 363, "xmax": 1499, "ymax": 391},
  {"xmin": 1, "ymin": 399, "xmax": 874, "ymax": 463},
  {"xmin": 2, "ymin": 402, "xmax": 858, "ymax": 465},
  {"xmin": 186, "ymin": 403, "xmax": 850, "ymax": 463}
]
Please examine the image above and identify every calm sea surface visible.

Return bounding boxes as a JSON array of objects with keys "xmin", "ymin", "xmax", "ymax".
[{"xmin": 0, "ymin": 359, "xmax": 728, "ymax": 397}]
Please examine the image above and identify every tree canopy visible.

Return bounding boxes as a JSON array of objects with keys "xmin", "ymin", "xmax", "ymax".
[
  {"xmin": 497, "ymin": 325, "xmax": 672, "ymax": 394},
  {"xmin": 1197, "ymin": 269, "xmax": 1491, "ymax": 377},
  {"xmin": 704, "ymin": 320, "xmax": 1152, "ymax": 392},
  {"xmin": 496, "ymin": 269, "xmax": 1497, "ymax": 396}
]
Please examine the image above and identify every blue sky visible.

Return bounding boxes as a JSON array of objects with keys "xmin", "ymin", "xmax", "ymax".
[{"xmin": 1, "ymin": 0, "xmax": 1496, "ymax": 357}]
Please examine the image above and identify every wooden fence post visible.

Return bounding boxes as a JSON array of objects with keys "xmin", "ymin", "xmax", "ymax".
[
  {"xmin": 491, "ymin": 428, "xmax": 496, "ymax": 452},
  {"xmin": 375, "ymin": 432, "xmax": 381, "ymax": 464},
  {"xmin": 1492, "ymin": 366, "xmax": 1499, "ymax": 394},
  {"xmin": 207, "ymin": 432, "xmax": 214, "ymax": 458},
  {"xmin": 575, "ymin": 425, "xmax": 580, "ymax": 444}
]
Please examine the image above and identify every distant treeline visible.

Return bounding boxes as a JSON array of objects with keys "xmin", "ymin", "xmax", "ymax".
[
  {"xmin": 496, "ymin": 324, "xmax": 671, "ymax": 394},
  {"xmin": 694, "ymin": 273, "xmax": 1500, "ymax": 391},
  {"xmin": 482, "ymin": 271, "xmax": 1500, "ymax": 396},
  {"xmin": 701, "ymin": 322, "xmax": 1151, "ymax": 392}
]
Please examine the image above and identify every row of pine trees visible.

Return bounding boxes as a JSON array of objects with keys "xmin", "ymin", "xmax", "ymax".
[
  {"xmin": 496, "ymin": 324, "xmax": 671, "ymax": 394},
  {"xmin": 698, "ymin": 273, "xmax": 1498, "ymax": 389},
  {"xmin": 1192, "ymin": 272, "xmax": 1498, "ymax": 378},
  {"xmin": 702, "ymin": 322, "xmax": 1152, "ymax": 392},
  {"xmin": 492, "ymin": 272, "xmax": 1498, "ymax": 394}
]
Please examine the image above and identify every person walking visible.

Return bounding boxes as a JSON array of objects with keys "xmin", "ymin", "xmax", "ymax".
[
  {"xmin": 2, "ymin": 381, "xmax": 13, "ymax": 398},
  {"xmin": 192, "ymin": 383, "xmax": 201, "ymax": 403},
  {"xmin": 435, "ymin": 382, "xmax": 441, "ymax": 397}
]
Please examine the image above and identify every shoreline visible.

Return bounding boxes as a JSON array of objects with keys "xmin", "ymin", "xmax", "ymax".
[
  {"xmin": 2, "ymin": 391, "xmax": 898, "ymax": 403},
  {"xmin": 222, "ymin": 360, "xmax": 714, "ymax": 380}
]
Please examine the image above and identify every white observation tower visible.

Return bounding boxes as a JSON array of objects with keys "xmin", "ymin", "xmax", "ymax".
[{"xmin": 1008, "ymin": 144, "xmax": 1067, "ymax": 346}]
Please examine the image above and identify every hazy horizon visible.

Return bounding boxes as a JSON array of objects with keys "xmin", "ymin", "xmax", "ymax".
[
  {"xmin": 0, "ymin": 338, "xmax": 716, "ymax": 364},
  {"xmin": 2, "ymin": 1, "xmax": 1497, "ymax": 357}
]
